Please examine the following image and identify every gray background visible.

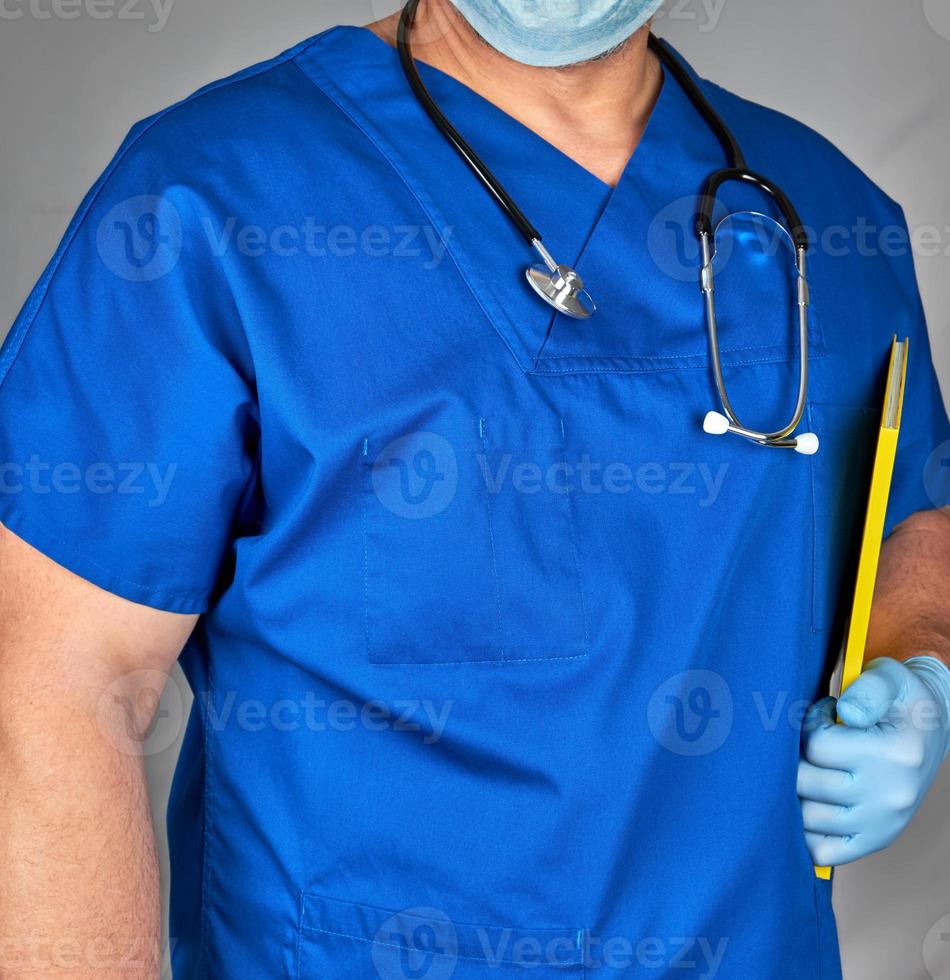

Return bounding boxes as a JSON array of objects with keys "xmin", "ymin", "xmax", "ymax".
[{"xmin": 1, "ymin": 1, "xmax": 948, "ymax": 977}]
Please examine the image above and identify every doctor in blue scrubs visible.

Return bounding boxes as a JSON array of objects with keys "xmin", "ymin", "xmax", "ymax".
[{"xmin": 1, "ymin": 2, "xmax": 949, "ymax": 978}]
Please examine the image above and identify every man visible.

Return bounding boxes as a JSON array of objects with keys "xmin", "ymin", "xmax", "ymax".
[{"xmin": 1, "ymin": 1, "xmax": 948, "ymax": 977}]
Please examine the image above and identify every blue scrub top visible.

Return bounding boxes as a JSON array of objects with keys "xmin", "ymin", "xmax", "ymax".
[{"xmin": 1, "ymin": 25, "xmax": 948, "ymax": 980}]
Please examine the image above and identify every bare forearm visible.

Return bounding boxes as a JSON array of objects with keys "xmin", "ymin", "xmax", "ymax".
[
  {"xmin": 0, "ymin": 686, "xmax": 162, "ymax": 978},
  {"xmin": 866, "ymin": 508, "xmax": 950, "ymax": 667}
]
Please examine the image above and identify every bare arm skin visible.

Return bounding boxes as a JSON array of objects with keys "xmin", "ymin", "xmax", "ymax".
[
  {"xmin": 0, "ymin": 525, "xmax": 197, "ymax": 979},
  {"xmin": 867, "ymin": 508, "xmax": 950, "ymax": 668}
]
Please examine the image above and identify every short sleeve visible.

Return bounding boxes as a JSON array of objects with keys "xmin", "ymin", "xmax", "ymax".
[
  {"xmin": 883, "ymin": 213, "xmax": 950, "ymax": 535},
  {"xmin": 0, "ymin": 120, "xmax": 258, "ymax": 613}
]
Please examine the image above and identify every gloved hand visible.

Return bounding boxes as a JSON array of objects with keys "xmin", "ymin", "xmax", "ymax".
[{"xmin": 798, "ymin": 656, "xmax": 950, "ymax": 867}]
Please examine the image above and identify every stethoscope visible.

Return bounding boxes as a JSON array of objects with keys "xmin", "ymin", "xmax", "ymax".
[{"xmin": 397, "ymin": 0, "xmax": 819, "ymax": 454}]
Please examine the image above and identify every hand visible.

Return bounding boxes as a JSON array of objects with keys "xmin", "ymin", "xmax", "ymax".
[{"xmin": 798, "ymin": 656, "xmax": 950, "ymax": 867}]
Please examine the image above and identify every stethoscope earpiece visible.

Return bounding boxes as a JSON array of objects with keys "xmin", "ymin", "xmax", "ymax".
[
  {"xmin": 703, "ymin": 411, "xmax": 732, "ymax": 436},
  {"xmin": 704, "ymin": 411, "xmax": 820, "ymax": 455},
  {"xmin": 793, "ymin": 432, "xmax": 821, "ymax": 456}
]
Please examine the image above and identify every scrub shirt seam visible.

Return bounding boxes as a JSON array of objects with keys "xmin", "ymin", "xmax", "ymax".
[
  {"xmin": 807, "ymin": 403, "xmax": 822, "ymax": 634},
  {"xmin": 537, "ymin": 341, "xmax": 814, "ymax": 361},
  {"xmin": 298, "ymin": 924, "xmax": 583, "ymax": 968},
  {"xmin": 201, "ymin": 669, "xmax": 217, "ymax": 980},
  {"xmin": 812, "ymin": 880, "xmax": 824, "ymax": 980},
  {"xmin": 0, "ymin": 53, "xmax": 317, "ymax": 391},
  {"xmin": 288, "ymin": 58, "xmax": 530, "ymax": 374},
  {"xmin": 531, "ymin": 350, "xmax": 831, "ymax": 376},
  {"xmin": 559, "ymin": 421, "xmax": 591, "ymax": 657},
  {"xmin": 0, "ymin": 505, "xmax": 209, "ymax": 610},
  {"xmin": 479, "ymin": 418, "xmax": 507, "ymax": 660},
  {"xmin": 358, "ymin": 444, "xmax": 373, "ymax": 662},
  {"xmin": 370, "ymin": 653, "xmax": 588, "ymax": 666},
  {"xmin": 295, "ymin": 892, "xmax": 305, "ymax": 980}
]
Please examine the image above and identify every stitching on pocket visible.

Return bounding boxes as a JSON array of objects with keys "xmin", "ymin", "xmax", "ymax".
[
  {"xmin": 299, "ymin": 924, "xmax": 530, "ymax": 966},
  {"xmin": 296, "ymin": 893, "xmax": 588, "ymax": 971},
  {"xmin": 361, "ymin": 421, "xmax": 589, "ymax": 666},
  {"xmin": 479, "ymin": 418, "xmax": 507, "ymax": 661},
  {"xmin": 296, "ymin": 892, "xmax": 306, "ymax": 980},
  {"xmin": 359, "ymin": 442, "xmax": 373, "ymax": 662},
  {"xmin": 808, "ymin": 404, "xmax": 823, "ymax": 636},
  {"xmin": 560, "ymin": 419, "xmax": 590, "ymax": 658},
  {"xmin": 368, "ymin": 653, "xmax": 589, "ymax": 667}
]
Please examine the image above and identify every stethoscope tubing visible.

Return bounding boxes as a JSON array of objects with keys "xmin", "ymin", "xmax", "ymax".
[
  {"xmin": 396, "ymin": 0, "xmax": 816, "ymax": 451},
  {"xmin": 397, "ymin": 0, "xmax": 541, "ymax": 245}
]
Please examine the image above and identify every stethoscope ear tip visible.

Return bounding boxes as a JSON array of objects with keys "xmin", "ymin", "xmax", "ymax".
[
  {"xmin": 703, "ymin": 411, "xmax": 731, "ymax": 436},
  {"xmin": 793, "ymin": 432, "xmax": 820, "ymax": 456},
  {"xmin": 704, "ymin": 411, "xmax": 821, "ymax": 455}
]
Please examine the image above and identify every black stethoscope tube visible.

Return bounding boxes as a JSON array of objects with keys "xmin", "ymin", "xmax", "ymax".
[
  {"xmin": 397, "ymin": 0, "xmax": 541, "ymax": 245},
  {"xmin": 647, "ymin": 33, "xmax": 746, "ymax": 170},
  {"xmin": 395, "ymin": 1, "xmax": 816, "ymax": 450},
  {"xmin": 396, "ymin": 1, "xmax": 811, "ymax": 255}
]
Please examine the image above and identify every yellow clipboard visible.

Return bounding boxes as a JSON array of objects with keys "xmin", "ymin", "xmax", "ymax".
[{"xmin": 815, "ymin": 335, "xmax": 909, "ymax": 880}]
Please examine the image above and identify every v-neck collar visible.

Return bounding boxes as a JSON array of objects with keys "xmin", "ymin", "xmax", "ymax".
[{"xmin": 296, "ymin": 26, "xmax": 723, "ymax": 372}]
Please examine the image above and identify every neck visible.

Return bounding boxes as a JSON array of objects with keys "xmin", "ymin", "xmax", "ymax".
[{"xmin": 369, "ymin": 0, "xmax": 663, "ymax": 187}]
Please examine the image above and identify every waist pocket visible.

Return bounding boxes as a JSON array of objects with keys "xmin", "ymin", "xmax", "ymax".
[
  {"xmin": 295, "ymin": 893, "xmax": 586, "ymax": 979},
  {"xmin": 360, "ymin": 415, "xmax": 589, "ymax": 666},
  {"xmin": 808, "ymin": 403, "xmax": 879, "ymax": 635}
]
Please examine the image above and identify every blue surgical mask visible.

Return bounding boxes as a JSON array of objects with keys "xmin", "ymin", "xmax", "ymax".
[{"xmin": 447, "ymin": 0, "xmax": 665, "ymax": 68}]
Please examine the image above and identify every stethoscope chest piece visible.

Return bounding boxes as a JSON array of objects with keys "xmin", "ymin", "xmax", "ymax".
[{"xmin": 526, "ymin": 262, "xmax": 596, "ymax": 320}]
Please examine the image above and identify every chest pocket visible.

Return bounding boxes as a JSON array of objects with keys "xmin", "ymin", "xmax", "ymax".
[{"xmin": 360, "ymin": 415, "xmax": 589, "ymax": 666}]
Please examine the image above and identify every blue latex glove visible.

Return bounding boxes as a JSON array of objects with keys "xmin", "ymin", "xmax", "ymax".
[{"xmin": 798, "ymin": 656, "xmax": 950, "ymax": 867}]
